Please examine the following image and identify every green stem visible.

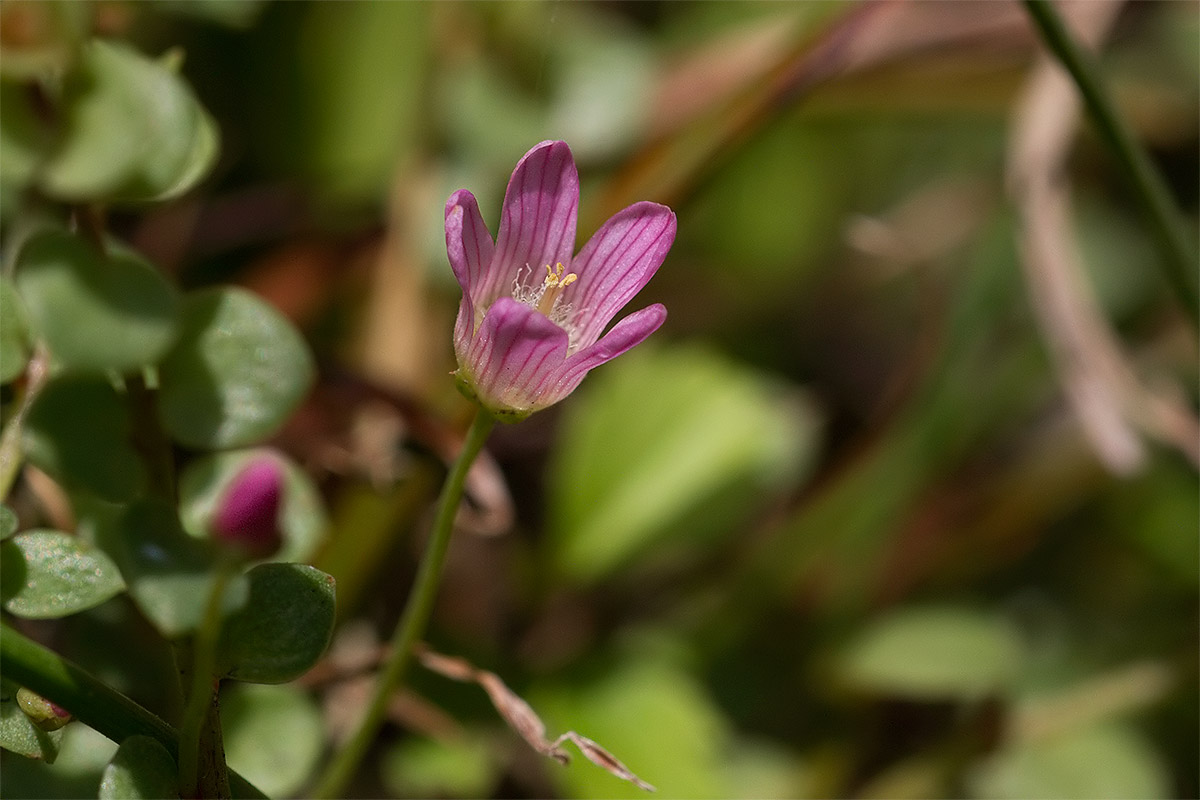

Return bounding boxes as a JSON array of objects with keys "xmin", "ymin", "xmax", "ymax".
[
  {"xmin": 177, "ymin": 563, "xmax": 234, "ymax": 798},
  {"xmin": 1022, "ymin": 0, "xmax": 1199, "ymax": 325},
  {"xmin": 311, "ymin": 408, "xmax": 496, "ymax": 799},
  {"xmin": 0, "ymin": 623, "xmax": 266, "ymax": 799}
]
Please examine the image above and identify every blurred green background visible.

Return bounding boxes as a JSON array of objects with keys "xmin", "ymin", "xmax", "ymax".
[{"xmin": 2, "ymin": 1, "xmax": 1196, "ymax": 798}]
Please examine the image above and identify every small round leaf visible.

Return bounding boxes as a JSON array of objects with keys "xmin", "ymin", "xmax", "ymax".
[
  {"xmin": 841, "ymin": 606, "xmax": 1023, "ymax": 700},
  {"xmin": 15, "ymin": 230, "xmax": 179, "ymax": 374},
  {"xmin": 99, "ymin": 735, "xmax": 179, "ymax": 800},
  {"xmin": 22, "ymin": 373, "xmax": 146, "ymax": 502},
  {"xmin": 969, "ymin": 723, "xmax": 1170, "ymax": 800},
  {"xmin": 0, "ymin": 530, "xmax": 126, "ymax": 619},
  {"xmin": 178, "ymin": 448, "xmax": 327, "ymax": 563},
  {"xmin": 157, "ymin": 287, "xmax": 315, "ymax": 449},
  {"xmin": 222, "ymin": 684, "xmax": 323, "ymax": 797},
  {"xmin": 95, "ymin": 499, "xmax": 248, "ymax": 638},
  {"xmin": 40, "ymin": 39, "xmax": 220, "ymax": 203},
  {"xmin": 217, "ymin": 563, "xmax": 335, "ymax": 684}
]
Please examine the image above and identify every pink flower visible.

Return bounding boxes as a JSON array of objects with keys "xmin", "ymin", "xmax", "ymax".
[
  {"xmin": 211, "ymin": 457, "xmax": 284, "ymax": 559},
  {"xmin": 446, "ymin": 140, "xmax": 675, "ymax": 421}
]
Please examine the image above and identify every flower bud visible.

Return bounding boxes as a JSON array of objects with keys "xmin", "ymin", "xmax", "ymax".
[
  {"xmin": 16, "ymin": 687, "xmax": 71, "ymax": 731},
  {"xmin": 210, "ymin": 457, "xmax": 285, "ymax": 559}
]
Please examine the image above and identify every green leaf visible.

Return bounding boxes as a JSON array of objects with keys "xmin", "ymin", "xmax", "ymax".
[
  {"xmin": 216, "ymin": 563, "xmax": 335, "ymax": 684},
  {"xmin": 841, "ymin": 606, "xmax": 1023, "ymax": 700},
  {"xmin": 157, "ymin": 287, "xmax": 315, "ymax": 450},
  {"xmin": 22, "ymin": 373, "xmax": 146, "ymax": 502},
  {"xmin": 95, "ymin": 499, "xmax": 248, "ymax": 638},
  {"xmin": 0, "ymin": 722, "xmax": 118, "ymax": 799},
  {"xmin": 99, "ymin": 735, "xmax": 180, "ymax": 800},
  {"xmin": 1, "ymin": 530, "xmax": 125, "ymax": 619},
  {"xmin": 0, "ymin": 276, "xmax": 31, "ymax": 383},
  {"xmin": 381, "ymin": 734, "xmax": 497, "ymax": 799},
  {"xmin": 0, "ymin": 79, "xmax": 49, "ymax": 201},
  {"xmin": 15, "ymin": 230, "xmax": 180, "ymax": 374},
  {"xmin": 221, "ymin": 684, "xmax": 322, "ymax": 798},
  {"xmin": 968, "ymin": 723, "xmax": 1170, "ymax": 800},
  {"xmin": 0, "ymin": 505, "xmax": 17, "ymax": 540},
  {"xmin": 178, "ymin": 448, "xmax": 327, "ymax": 563},
  {"xmin": 40, "ymin": 39, "xmax": 220, "ymax": 203},
  {"xmin": 0, "ymin": 681, "xmax": 63, "ymax": 763},
  {"xmin": 548, "ymin": 345, "xmax": 819, "ymax": 583}
]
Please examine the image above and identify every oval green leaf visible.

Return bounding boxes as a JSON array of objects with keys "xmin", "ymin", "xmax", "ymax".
[
  {"xmin": 22, "ymin": 373, "xmax": 146, "ymax": 502},
  {"xmin": 969, "ymin": 723, "xmax": 1170, "ymax": 800},
  {"xmin": 15, "ymin": 230, "xmax": 180, "ymax": 374},
  {"xmin": 157, "ymin": 287, "xmax": 315, "ymax": 450},
  {"xmin": 99, "ymin": 735, "xmax": 180, "ymax": 800},
  {"xmin": 0, "ymin": 530, "xmax": 125, "ymax": 619},
  {"xmin": 94, "ymin": 499, "xmax": 248, "ymax": 638},
  {"xmin": 548, "ymin": 345, "xmax": 819, "ymax": 583},
  {"xmin": 178, "ymin": 448, "xmax": 327, "ymax": 563},
  {"xmin": 0, "ymin": 274, "xmax": 31, "ymax": 383},
  {"xmin": 221, "ymin": 684, "xmax": 323, "ymax": 798},
  {"xmin": 841, "ymin": 606, "xmax": 1023, "ymax": 700},
  {"xmin": 217, "ymin": 563, "xmax": 335, "ymax": 684},
  {"xmin": 40, "ymin": 39, "xmax": 220, "ymax": 203}
]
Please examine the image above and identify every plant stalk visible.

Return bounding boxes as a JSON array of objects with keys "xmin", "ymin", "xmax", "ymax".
[
  {"xmin": 177, "ymin": 562, "xmax": 235, "ymax": 798},
  {"xmin": 1022, "ymin": 0, "xmax": 1199, "ymax": 325},
  {"xmin": 310, "ymin": 408, "xmax": 495, "ymax": 798},
  {"xmin": 0, "ymin": 623, "xmax": 266, "ymax": 799}
]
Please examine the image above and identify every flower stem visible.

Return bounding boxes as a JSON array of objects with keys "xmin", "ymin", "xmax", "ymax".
[
  {"xmin": 311, "ymin": 408, "xmax": 496, "ymax": 799},
  {"xmin": 0, "ymin": 623, "xmax": 266, "ymax": 799},
  {"xmin": 1022, "ymin": 0, "xmax": 1199, "ymax": 325},
  {"xmin": 177, "ymin": 562, "xmax": 234, "ymax": 798}
]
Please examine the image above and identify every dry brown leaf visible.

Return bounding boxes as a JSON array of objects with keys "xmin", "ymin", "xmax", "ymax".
[{"xmin": 417, "ymin": 646, "xmax": 655, "ymax": 791}]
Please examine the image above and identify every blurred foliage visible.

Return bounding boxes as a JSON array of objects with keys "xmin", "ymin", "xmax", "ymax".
[{"xmin": 1, "ymin": 1, "xmax": 1196, "ymax": 799}]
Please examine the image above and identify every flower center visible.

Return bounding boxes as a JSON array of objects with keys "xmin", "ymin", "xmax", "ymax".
[
  {"xmin": 509, "ymin": 263, "xmax": 582, "ymax": 352},
  {"xmin": 536, "ymin": 262, "xmax": 577, "ymax": 314}
]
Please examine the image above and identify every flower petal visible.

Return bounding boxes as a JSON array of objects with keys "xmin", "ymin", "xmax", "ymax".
[
  {"xmin": 463, "ymin": 297, "xmax": 569, "ymax": 413},
  {"xmin": 487, "ymin": 141, "xmax": 579, "ymax": 304},
  {"xmin": 547, "ymin": 303, "xmax": 667, "ymax": 402},
  {"xmin": 566, "ymin": 202, "xmax": 675, "ymax": 348},
  {"xmin": 445, "ymin": 189, "xmax": 495, "ymax": 300}
]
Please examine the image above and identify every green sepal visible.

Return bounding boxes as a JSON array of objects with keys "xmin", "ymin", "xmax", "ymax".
[{"xmin": 178, "ymin": 448, "xmax": 327, "ymax": 564}]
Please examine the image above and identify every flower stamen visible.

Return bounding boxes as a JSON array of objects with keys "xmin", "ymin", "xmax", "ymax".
[{"xmin": 538, "ymin": 262, "xmax": 577, "ymax": 315}]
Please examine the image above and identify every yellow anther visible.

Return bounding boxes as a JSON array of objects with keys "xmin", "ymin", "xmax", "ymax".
[{"xmin": 537, "ymin": 262, "xmax": 578, "ymax": 314}]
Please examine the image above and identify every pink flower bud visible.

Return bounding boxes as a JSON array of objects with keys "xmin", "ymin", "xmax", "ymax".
[
  {"xmin": 16, "ymin": 687, "xmax": 71, "ymax": 731},
  {"xmin": 211, "ymin": 457, "xmax": 284, "ymax": 559}
]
